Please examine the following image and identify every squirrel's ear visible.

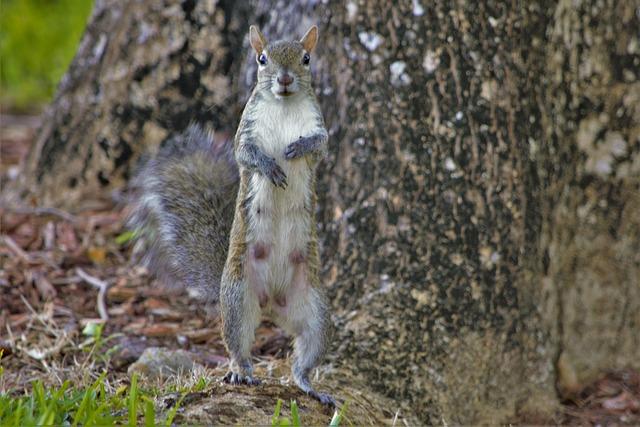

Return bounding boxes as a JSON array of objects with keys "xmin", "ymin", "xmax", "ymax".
[
  {"xmin": 300, "ymin": 25, "xmax": 318, "ymax": 52},
  {"xmin": 249, "ymin": 25, "xmax": 267, "ymax": 54}
]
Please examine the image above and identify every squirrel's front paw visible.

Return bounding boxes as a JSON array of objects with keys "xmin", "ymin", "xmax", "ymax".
[
  {"xmin": 263, "ymin": 158, "xmax": 287, "ymax": 189},
  {"xmin": 284, "ymin": 139, "xmax": 307, "ymax": 160}
]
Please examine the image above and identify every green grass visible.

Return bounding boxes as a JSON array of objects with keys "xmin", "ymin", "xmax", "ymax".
[
  {"xmin": 0, "ymin": 0, "xmax": 94, "ymax": 110},
  {"xmin": 1, "ymin": 377, "xmax": 347, "ymax": 426},
  {"xmin": 2, "ymin": 375, "xmax": 123, "ymax": 426},
  {"xmin": 115, "ymin": 230, "xmax": 138, "ymax": 245},
  {"xmin": 272, "ymin": 399, "xmax": 348, "ymax": 427},
  {"xmin": 0, "ymin": 324, "xmax": 188, "ymax": 426},
  {"xmin": 272, "ymin": 399, "xmax": 301, "ymax": 427},
  {"xmin": 0, "ymin": 373, "xmax": 187, "ymax": 426},
  {"xmin": 329, "ymin": 400, "xmax": 348, "ymax": 427}
]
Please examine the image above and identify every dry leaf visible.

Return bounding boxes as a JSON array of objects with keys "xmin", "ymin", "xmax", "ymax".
[
  {"xmin": 56, "ymin": 222, "xmax": 79, "ymax": 252},
  {"xmin": 139, "ymin": 323, "xmax": 180, "ymax": 337},
  {"xmin": 143, "ymin": 297, "xmax": 169, "ymax": 310},
  {"xmin": 602, "ymin": 391, "xmax": 640, "ymax": 412},
  {"xmin": 183, "ymin": 328, "xmax": 217, "ymax": 343},
  {"xmin": 107, "ymin": 285, "xmax": 137, "ymax": 302},
  {"xmin": 87, "ymin": 246, "xmax": 106, "ymax": 264},
  {"xmin": 34, "ymin": 272, "xmax": 57, "ymax": 300}
]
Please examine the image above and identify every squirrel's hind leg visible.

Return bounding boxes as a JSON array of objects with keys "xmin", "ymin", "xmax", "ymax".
[
  {"xmin": 278, "ymin": 262, "xmax": 335, "ymax": 405},
  {"xmin": 290, "ymin": 288, "xmax": 335, "ymax": 405},
  {"xmin": 220, "ymin": 273, "xmax": 262, "ymax": 386}
]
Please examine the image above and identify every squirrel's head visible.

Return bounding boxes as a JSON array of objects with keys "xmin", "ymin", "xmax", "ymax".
[{"xmin": 249, "ymin": 25, "xmax": 318, "ymax": 99}]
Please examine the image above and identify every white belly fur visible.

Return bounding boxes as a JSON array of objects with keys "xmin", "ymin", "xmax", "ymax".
[{"xmin": 246, "ymin": 96, "xmax": 317, "ymax": 295}]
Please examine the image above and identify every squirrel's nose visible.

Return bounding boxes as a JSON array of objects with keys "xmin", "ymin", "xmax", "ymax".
[{"xmin": 277, "ymin": 74, "xmax": 294, "ymax": 86}]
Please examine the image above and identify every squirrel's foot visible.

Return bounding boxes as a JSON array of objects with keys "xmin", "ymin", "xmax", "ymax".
[
  {"xmin": 223, "ymin": 371, "xmax": 261, "ymax": 386},
  {"xmin": 306, "ymin": 389, "xmax": 336, "ymax": 406},
  {"xmin": 293, "ymin": 366, "xmax": 335, "ymax": 406}
]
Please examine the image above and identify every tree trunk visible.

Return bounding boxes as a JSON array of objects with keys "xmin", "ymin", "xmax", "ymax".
[{"xmin": 8, "ymin": 0, "xmax": 639, "ymax": 423}]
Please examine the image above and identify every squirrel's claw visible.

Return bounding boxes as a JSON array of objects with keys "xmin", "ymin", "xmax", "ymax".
[
  {"xmin": 284, "ymin": 140, "xmax": 305, "ymax": 160},
  {"xmin": 306, "ymin": 390, "xmax": 336, "ymax": 406},
  {"xmin": 223, "ymin": 371, "xmax": 261, "ymax": 386},
  {"xmin": 266, "ymin": 161, "xmax": 288, "ymax": 189}
]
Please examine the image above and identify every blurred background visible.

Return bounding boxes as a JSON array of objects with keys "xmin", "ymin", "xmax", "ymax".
[
  {"xmin": 1, "ymin": 0, "xmax": 93, "ymax": 183},
  {"xmin": 1, "ymin": 0, "xmax": 93, "ymax": 112}
]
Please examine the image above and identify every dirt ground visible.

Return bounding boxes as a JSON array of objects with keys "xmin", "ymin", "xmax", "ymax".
[{"xmin": 1, "ymin": 114, "xmax": 639, "ymax": 424}]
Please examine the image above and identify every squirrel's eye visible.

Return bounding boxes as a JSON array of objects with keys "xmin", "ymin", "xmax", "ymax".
[
  {"xmin": 302, "ymin": 53, "xmax": 310, "ymax": 65},
  {"xmin": 258, "ymin": 53, "xmax": 267, "ymax": 65}
]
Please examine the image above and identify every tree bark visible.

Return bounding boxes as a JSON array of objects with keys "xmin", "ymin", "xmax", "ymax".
[
  {"xmin": 10, "ymin": 0, "xmax": 253, "ymax": 206},
  {"xmin": 8, "ymin": 0, "xmax": 639, "ymax": 423},
  {"xmin": 540, "ymin": 0, "xmax": 640, "ymax": 395}
]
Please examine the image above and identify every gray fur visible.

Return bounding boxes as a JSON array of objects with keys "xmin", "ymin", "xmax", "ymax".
[
  {"xmin": 236, "ymin": 140, "xmax": 288, "ymax": 188},
  {"xmin": 284, "ymin": 131, "xmax": 329, "ymax": 160},
  {"xmin": 128, "ymin": 124, "xmax": 239, "ymax": 305},
  {"xmin": 220, "ymin": 272, "xmax": 261, "ymax": 383},
  {"xmin": 291, "ymin": 290, "xmax": 334, "ymax": 405},
  {"xmin": 234, "ymin": 95, "xmax": 289, "ymax": 188}
]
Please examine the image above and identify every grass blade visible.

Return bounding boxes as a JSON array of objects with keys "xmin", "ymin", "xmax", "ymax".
[
  {"xmin": 164, "ymin": 393, "xmax": 185, "ymax": 427},
  {"xmin": 128, "ymin": 373, "xmax": 139, "ymax": 427},
  {"xmin": 73, "ymin": 371, "xmax": 107, "ymax": 427},
  {"xmin": 271, "ymin": 398, "xmax": 283, "ymax": 426},
  {"xmin": 115, "ymin": 230, "xmax": 138, "ymax": 245},
  {"xmin": 33, "ymin": 381, "xmax": 46, "ymax": 411},
  {"xmin": 85, "ymin": 400, "xmax": 112, "ymax": 426},
  {"xmin": 72, "ymin": 387, "xmax": 94, "ymax": 427},
  {"xmin": 144, "ymin": 397, "xmax": 155, "ymax": 427},
  {"xmin": 329, "ymin": 400, "xmax": 349, "ymax": 427},
  {"xmin": 290, "ymin": 400, "xmax": 300, "ymax": 427},
  {"xmin": 36, "ymin": 406, "xmax": 54, "ymax": 426}
]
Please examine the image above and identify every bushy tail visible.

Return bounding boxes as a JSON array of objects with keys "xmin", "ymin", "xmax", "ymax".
[{"xmin": 128, "ymin": 124, "xmax": 238, "ymax": 305}]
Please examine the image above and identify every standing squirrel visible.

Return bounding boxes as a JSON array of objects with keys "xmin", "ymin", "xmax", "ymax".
[{"xmin": 130, "ymin": 25, "xmax": 334, "ymax": 405}]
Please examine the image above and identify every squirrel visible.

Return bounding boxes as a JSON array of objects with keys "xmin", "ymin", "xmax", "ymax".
[{"xmin": 129, "ymin": 25, "xmax": 334, "ymax": 405}]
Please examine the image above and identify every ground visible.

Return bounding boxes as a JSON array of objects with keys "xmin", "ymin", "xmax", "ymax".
[{"xmin": 1, "ymin": 114, "xmax": 639, "ymax": 424}]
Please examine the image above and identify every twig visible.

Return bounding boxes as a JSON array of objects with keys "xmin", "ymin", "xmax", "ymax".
[
  {"xmin": 13, "ymin": 296, "xmax": 74, "ymax": 361},
  {"xmin": 392, "ymin": 409, "xmax": 400, "ymax": 426},
  {"xmin": 19, "ymin": 294, "xmax": 58, "ymax": 336},
  {"xmin": 4, "ymin": 205, "xmax": 78, "ymax": 223},
  {"xmin": 17, "ymin": 333, "xmax": 72, "ymax": 361},
  {"xmin": 34, "ymin": 272, "xmax": 57, "ymax": 300},
  {"xmin": 50, "ymin": 276, "xmax": 83, "ymax": 285},
  {"xmin": 2, "ymin": 235, "xmax": 33, "ymax": 263},
  {"xmin": 76, "ymin": 268, "xmax": 110, "ymax": 320},
  {"xmin": 1, "ymin": 236, "xmax": 59, "ymax": 269},
  {"xmin": 5, "ymin": 323, "xmax": 15, "ymax": 348}
]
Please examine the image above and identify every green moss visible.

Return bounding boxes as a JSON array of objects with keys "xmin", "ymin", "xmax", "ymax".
[{"xmin": 0, "ymin": 0, "xmax": 93, "ymax": 111}]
